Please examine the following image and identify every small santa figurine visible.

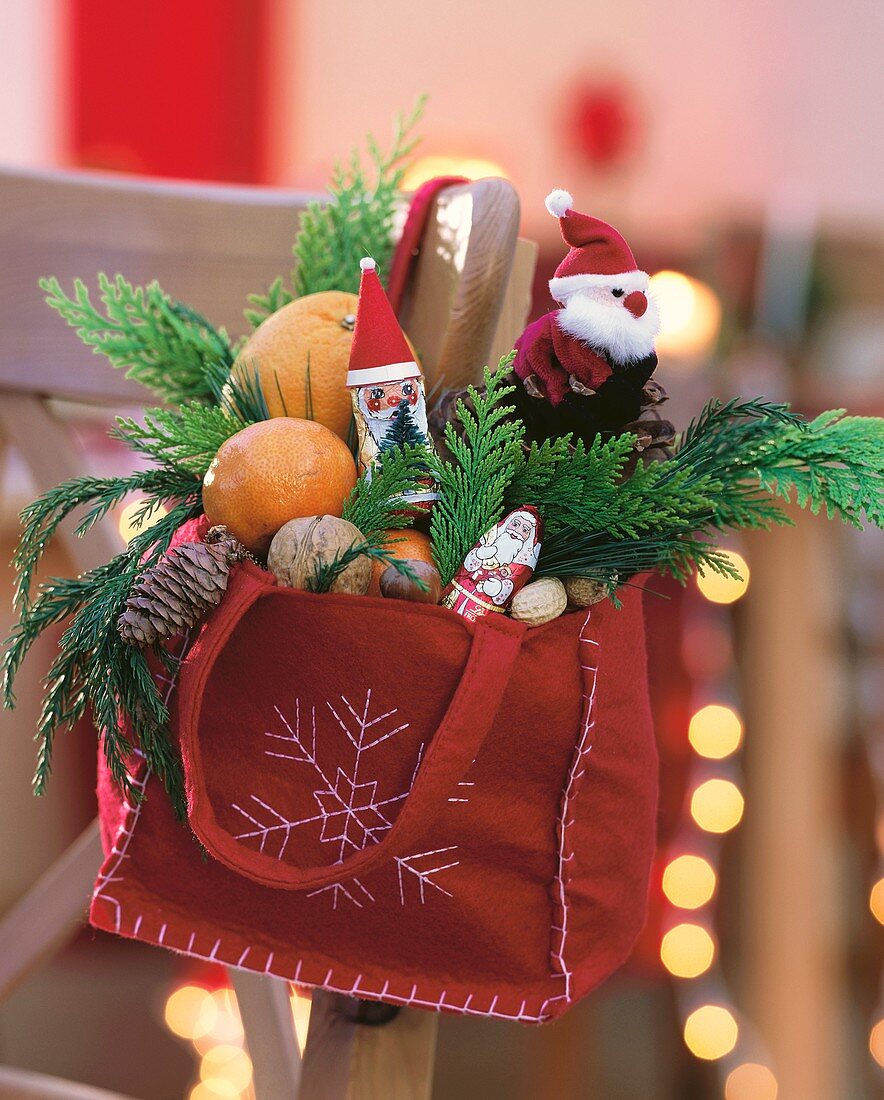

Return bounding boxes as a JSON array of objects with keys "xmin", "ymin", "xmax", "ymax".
[
  {"xmin": 442, "ymin": 507, "xmax": 543, "ymax": 622},
  {"xmin": 347, "ymin": 257, "xmax": 438, "ymax": 511},
  {"xmin": 513, "ymin": 190, "xmax": 663, "ymax": 441}
]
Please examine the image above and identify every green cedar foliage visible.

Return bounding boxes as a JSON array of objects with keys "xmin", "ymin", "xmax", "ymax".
[
  {"xmin": 535, "ymin": 400, "xmax": 884, "ymax": 586},
  {"xmin": 246, "ymin": 97, "xmax": 426, "ymax": 326},
  {"xmin": 429, "ymin": 357, "xmax": 524, "ymax": 586},
  {"xmin": 4, "ymin": 496, "xmax": 201, "ymax": 813},
  {"xmin": 41, "ymin": 275, "xmax": 232, "ymax": 405},
  {"xmin": 342, "ymin": 444, "xmax": 430, "ymax": 542},
  {"xmin": 431, "ymin": 376, "xmax": 883, "ymax": 591}
]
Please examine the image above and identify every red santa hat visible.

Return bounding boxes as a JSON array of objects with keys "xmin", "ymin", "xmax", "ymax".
[
  {"xmin": 544, "ymin": 189, "xmax": 649, "ymax": 303},
  {"xmin": 346, "ymin": 258, "xmax": 421, "ymax": 388}
]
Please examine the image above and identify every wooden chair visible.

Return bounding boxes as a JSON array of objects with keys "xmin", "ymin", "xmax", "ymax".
[{"xmin": 0, "ymin": 166, "xmax": 537, "ymax": 1100}]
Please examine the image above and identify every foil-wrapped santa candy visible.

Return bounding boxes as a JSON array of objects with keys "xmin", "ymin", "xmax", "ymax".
[
  {"xmin": 346, "ymin": 257, "xmax": 438, "ymax": 514},
  {"xmin": 441, "ymin": 506, "xmax": 543, "ymax": 622}
]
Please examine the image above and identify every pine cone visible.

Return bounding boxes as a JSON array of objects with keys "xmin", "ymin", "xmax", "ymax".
[
  {"xmin": 118, "ymin": 527, "xmax": 246, "ymax": 647},
  {"xmin": 429, "ymin": 367, "xmax": 676, "ymax": 462}
]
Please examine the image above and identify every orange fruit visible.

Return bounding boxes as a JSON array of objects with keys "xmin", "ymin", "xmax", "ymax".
[
  {"xmin": 202, "ymin": 418, "xmax": 357, "ymax": 556},
  {"xmin": 368, "ymin": 529, "xmax": 437, "ymax": 597},
  {"xmin": 232, "ymin": 291, "xmax": 358, "ymax": 440},
  {"xmin": 233, "ymin": 290, "xmax": 420, "ymax": 442}
]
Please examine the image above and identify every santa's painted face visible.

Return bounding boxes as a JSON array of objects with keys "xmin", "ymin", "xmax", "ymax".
[
  {"xmin": 506, "ymin": 513, "xmax": 535, "ymax": 541},
  {"xmin": 361, "ymin": 379, "xmax": 420, "ymax": 420}
]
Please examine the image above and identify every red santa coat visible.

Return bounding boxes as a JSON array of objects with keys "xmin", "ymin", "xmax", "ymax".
[{"xmin": 513, "ymin": 311, "xmax": 612, "ymax": 407}]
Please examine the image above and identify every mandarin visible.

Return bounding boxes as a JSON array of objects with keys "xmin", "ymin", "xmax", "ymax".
[
  {"xmin": 202, "ymin": 419, "xmax": 356, "ymax": 556},
  {"xmin": 368, "ymin": 529, "xmax": 437, "ymax": 596},
  {"xmin": 232, "ymin": 291, "xmax": 358, "ymax": 439}
]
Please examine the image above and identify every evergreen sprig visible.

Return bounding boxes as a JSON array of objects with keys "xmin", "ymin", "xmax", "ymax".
[
  {"xmin": 308, "ymin": 540, "xmax": 429, "ymax": 595},
  {"xmin": 244, "ymin": 277, "xmax": 295, "ymax": 331},
  {"xmin": 675, "ymin": 400, "xmax": 884, "ymax": 529},
  {"xmin": 41, "ymin": 275, "xmax": 233, "ymax": 404},
  {"xmin": 10, "ymin": 466, "xmax": 200, "ymax": 616},
  {"xmin": 534, "ymin": 398, "xmax": 884, "ymax": 586},
  {"xmin": 505, "ymin": 433, "xmax": 718, "ymax": 538},
  {"xmin": 294, "ymin": 98, "xmax": 424, "ymax": 297},
  {"xmin": 342, "ymin": 443, "xmax": 430, "ymax": 541},
  {"xmin": 113, "ymin": 406, "xmax": 242, "ymax": 477},
  {"xmin": 429, "ymin": 356, "xmax": 524, "ymax": 585},
  {"xmin": 4, "ymin": 497, "xmax": 201, "ymax": 812},
  {"xmin": 246, "ymin": 97, "xmax": 425, "ymax": 326}
]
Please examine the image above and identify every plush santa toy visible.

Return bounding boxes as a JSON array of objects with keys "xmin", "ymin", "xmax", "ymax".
[{"xmin": 512, "ymin": 190, "xmax": 663, "ymax": 439}]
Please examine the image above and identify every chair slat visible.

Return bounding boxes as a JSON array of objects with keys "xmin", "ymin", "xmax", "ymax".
[
  {"xmin": 0, "ymin": 820, "xmax": 102, "ymax": 1002},
  {"xmin": 230, "ymin": 969, "xmax": 303, "ymax": 1099},
  {"xmin": 0, "ymin": 168, "xmax": 313, "ymax": 403}
]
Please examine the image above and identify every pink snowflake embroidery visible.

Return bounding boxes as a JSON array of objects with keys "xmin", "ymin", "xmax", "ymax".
[{"xmin": 232, "ymin": 689, "xmax": 419, "ymax": 864}]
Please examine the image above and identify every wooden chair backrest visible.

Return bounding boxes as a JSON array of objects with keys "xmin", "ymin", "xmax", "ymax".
[
  {"xmin": 0, "ymin": 167, "xmax": 522, "ymax": 407},
  {"xmin": 0, "ymin": 166, "xmax": 530, "ymax": 571}
]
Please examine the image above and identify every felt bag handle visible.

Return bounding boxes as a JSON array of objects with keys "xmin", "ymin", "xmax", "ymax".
[{"xmin": 179, "ymin": 564, "xmax": 526, "ymax": 891}]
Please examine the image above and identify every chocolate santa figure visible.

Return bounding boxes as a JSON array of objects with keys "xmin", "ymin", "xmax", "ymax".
[
  {"xmin": 346, "ymin": 257, "xmax": 438, "ymax": 512},
  {"xmin": 442, "ymin": 507, "xmax": 543, "ymax": 622},
  {"xmin": 512, "ymin": 190, "xmax": 663, "ymax": 442}
]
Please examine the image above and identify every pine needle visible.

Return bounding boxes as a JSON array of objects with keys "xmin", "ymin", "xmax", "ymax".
[{"xmin": 308, "ymin": 540, "xmax": 429, "ymax": 594}]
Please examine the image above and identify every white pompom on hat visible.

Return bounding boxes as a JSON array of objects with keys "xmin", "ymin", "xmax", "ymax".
[
  {"xmin": 544, "ymin": 189, "xmax": 574, "ymax": 218},
  {"xmin": 544, "ymin": 189, "xmax": 649, "ymax": 302}
]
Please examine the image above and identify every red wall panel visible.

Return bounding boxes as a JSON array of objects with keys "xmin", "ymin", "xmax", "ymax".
[{"xmin": 68, "ymin": 0, "xmax": 272, "ymax": 182}]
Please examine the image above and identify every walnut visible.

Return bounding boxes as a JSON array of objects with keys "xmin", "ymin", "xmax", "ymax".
[
  {"xmin": 267, "ymin": 516, "xmax": 371, "ymax": 595},
  {"xmin": 510, "ymin": 577, "xmax": 567, "ymax": 627},
  {"xmin": 563, "ymin": 576, "xmax": 611, "ymax": 608}
]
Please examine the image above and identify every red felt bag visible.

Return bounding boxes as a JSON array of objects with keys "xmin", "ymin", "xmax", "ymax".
[{"xmin": 91, "ymin": 543, "xmax": 658, "ymax": 1023}]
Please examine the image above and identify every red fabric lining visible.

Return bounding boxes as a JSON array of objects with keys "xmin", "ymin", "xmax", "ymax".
[{"xmin": 386, "ymin": 177, "xmax": 469, "ymax": 314}]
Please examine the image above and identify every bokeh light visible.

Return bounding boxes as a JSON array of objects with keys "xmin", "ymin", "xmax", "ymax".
[
  {"xmin": 683, "ymin": 1004, "xmax": 739, "ymax": 1060},
  {"xmin": 869, "ymin": 878, "xmax": 884, "ymax": 925},
  {"xmin": 165, "ymin": 984, "xmax": 218, "ymax": 1041},
  {"xmin": 648, "ymin": 270, "xmax": 722, "ymax": 361},
  {"xmin": 870, "ymin": 1019, "xmax": 884, "ymax": 1067},
  {"xmin": 401, "ymin": 155, "xmax": 509, "ymax": 190},
  {"xmin": 660, "ymin": 923, "xmax": 716, "ymax": 978},
  {"xmin": 689, "ymin": 704, "xmax": 743, "ymax": 759},
  {"xmin": 199, "ymin": 1044, "xmax": 252, "ymax": 1096},
  {"xmin": 290, "ymin": 989, "xmax": 312, "ymax": 1055},
  {"xmin": 118, "ymin": 498, "xmax": 168, "ymax": 544},
  {"xmin": 726, "ymin": 1062, "xmax": 778, "ymax": 1100},
  {"xmin": 662, "ymin": 854, "xmax": 717, "ymax": 909},
  {"xmin": 192, "ymin": 988, "xmax": 245, "ymax": 1053},
  {"xmin": 690, "ymin": 778, "xmax": 745, "ymax": 834},
  {"xmin": 696, "ymin": 551, "xmax": 750, "ymax": 604}
]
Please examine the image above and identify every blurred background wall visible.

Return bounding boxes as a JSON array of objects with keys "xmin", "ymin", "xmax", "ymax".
[{"xmin": 3, "ymin": 1, "xmax": 883, "ymax": 235}]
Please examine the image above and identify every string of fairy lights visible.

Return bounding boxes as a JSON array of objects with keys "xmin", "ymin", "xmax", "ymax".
[
  {"xmin": 851, "ymin": 525, "xmax": 884, "ymax": 1079},
  {"xmin": 657, "ymin": 548, "xmax": 779, "ymax": 1100}
]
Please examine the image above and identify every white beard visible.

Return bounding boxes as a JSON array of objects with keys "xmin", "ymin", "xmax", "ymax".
[
  {"xmin": 558, "ymin": 291, "xmax": 660, "ymax": 365},
  {"xmin": 488, "ymin": 531, "xmax": 525, "ymax": 565}
]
